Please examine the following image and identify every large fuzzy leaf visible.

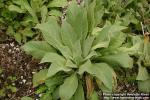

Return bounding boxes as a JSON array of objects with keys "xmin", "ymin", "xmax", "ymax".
[
  {"xmin": 143, "ymin": 42, "xmax": 150, "ymax": 67},
  {"xmin": 48, "ymin": 0, "xmax": 68, "ymax": 7},
  {"xmin": 72, "ymin": 40, "xmax": 83, "ymax": 65},
  {"xmin": 118, "ymin": 35, "xmax": 143, "ymax": 55},
  {"xmin": 109, "ymin": 32, "xmax": 126, "ymax": 48},
  {"xmin": 41, "ymin": 52, "xmax": 66, "ymax": 65},
  {"xmin": 71, "ymin": 82, "xmax": 85, "ymax": 100},
  {"xmin": 59, "ymin": 73, "xmax": 78, "ymax": 100},
  {"xmin": 40, "ymin": 93, "xmax": 52, "ymax": 100},
  {"xmin": 66, "ymin": 1, "xmax": 88, "ymax": 40},
  {"xmin": 36, "ymin": 17, "xmax": 62, "ymax": 49},
  {"xmin": 61, "ymin": 21, "xmax": 77, "ymax": 49},
  {"xmin": 84, "ymin": 51, "xmax": 97, "ymax": 61},
  {"xmin": 22, "ymin": 41, "xmax": 55, "ymax": 59},
  {"xmin": 89, "ymin": 91, "xmax": 99, "ymax": 100},
  {"xmin": 138, "ymin": 78, "xmax": 150, "ymax": 92},
  {"xmin": 92, "ymin": 26, "xmax": 110, "ymax": 50},
  {"xmin": 94, "ymin": 0, "xmax": 104, "ymax": 26},
  {"xmin": 47, "ymin": 63, "xmax": 71, "ymax": 78},
  {"xmin": 93, "ymin": 23, "xmax": 126, "ymax": 50},
  {"xmin": 136, "ymin": 66, "xmax": 149, "ymax": 81},
  {"xmin": 45, "ymin": 73, "xmax": 65, "ymax": 93},
  {"xmin": 109, "ymin": 23, "xmax": 127, "ymax": 34},
  {"xmin": 41, "ymin": 5, "xmax": 48, "ymax": 23},
  {"xmin": 33, "ymin": 69, "xmax": 48, "ymax": 87},
  {"xmin": 41, "ymin": 53, "xmax": 71, "ymax": 77},
  {"xmin": 82, "ymin": 36, "xmax": 95, "ymax": 57},
  {"xmin": 86, "ymin": 0, "xmax": 104, "ymax": 32},
  {"xmin": 99, "ymin": 53, "xmax": 133, "ymax": 68},
  {"xmin": 36, "ymin": 17, "xmax": 72, "ymax": 59},
  {"xmin": 65, "ymin": 59, "xmax": 78, "ymax": 68},
  {"xmin": 21, "ymin": 97, "xmax": 33, "ymax": 100},
  {"xmin": 78, "ymin": 60, "xmax": 114, "ymax": 90},
  {"xmin": 9, "ymin": 5, "xmax": 25, "ymax": 13},
  {"xmin": 87, "ymin": 0, "xmax": 96, "ymax": 33}
]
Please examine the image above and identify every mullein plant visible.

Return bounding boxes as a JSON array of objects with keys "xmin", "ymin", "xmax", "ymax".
[
  {"xmin": 23, "ymin": 0, "xmax": 134, "ymax": 99},
  {"xmin": 137, "ymin": 32, "xmax": 150, "ymax": 92},
  {"xmin": 118, "ymin": 30, "xmax": 150, "ymax": 92}
]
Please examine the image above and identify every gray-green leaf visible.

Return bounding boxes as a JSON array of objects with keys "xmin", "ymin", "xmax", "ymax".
[
  {"xmin": 99, "ymin": 53, "xmax": 133, "ymax": 68},
  {"xmin": 138, "ymin": 78, "xmax": 150, "ymax": 92},
  {"xmin": 79, "ymin": 60, "xmax": 114, "ymax": 90},
  {"xmin": 22, "ymin": 41, "xmax": 55, "ymax": 59},
  {"xmin": 21, "ymin": 96, "xmax": 33, "ymax": 100},
  {"xmin": 9, "ymin": 5, "xmax": 25, "ymax": 13},
  {"xmin": 48, "ymin": 0, "xmax": 68, "ymax": 7},
  {"xmin": 47, "ymin": 63, "xmax": 71, "ymax": 78},
  {"xmin": 33, "ymin": 69, "xmax": 48, "ymax": 87},
  {"xmin": 136, "ymin": 66, "xmax": 149, "ymax": 81},
  {"xmin": 71, "ymin": 82, "xmax": 85, "ymax": 100},
  {"xmin": 59, "ymin": 73, "xmax": 78, "ymax": 100},
  {"xmin": 41, "ymin": 5, "xmax": 48, "ymax": 23},
  {"xmin": 41, "ymin": 52, "xmax": 66, "ymax": 65}
]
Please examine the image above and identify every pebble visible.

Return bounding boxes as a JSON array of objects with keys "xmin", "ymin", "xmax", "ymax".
[
  {"xmin": 13, "ymin": 62, "xmax": 16, "ymax": 64},
  {"xmin": 39, "ymin": 66, "xmax": 43, "ymax": 69},
  {"xmin": 12, "ymin": 83, "xmax": 15, "ymax": 86},
  {"xmin": 10, "ymin": 43, "xmax": 14, "ymax": 47},
  {"xmin": 19, "ymin": 81, "xmax": 23, "ymax": 84},
  {"xmin": 39, "ymin": 94, "xmax": 42, "ymax": 97},
  {"xmin": 32, "ymin": 72, "xmax": 36, "ymax": 74},
  {"xmin": 21, "ymin": 76, "xmax": 23, "ymax": 79},
  {"xmin": 1, "ymin": 74, "xmax": 4, "ymax": 78},
  {"xmin": 2, "ymin": 45, "xmax": 5, "ymax": 49},
  {"xmin": 22, "ymin": 79, "xmax": 26, "ymax": 83},
  {"xmin": 15, "ymin": 48, "xmax": 20, "ymax": 51},
  {"xmin": 8, "ymin": 49, "xmax": 11, "ymax": 53},
  {"xmin": 12, "ymin": 50, "xmax": 15, "ymax": 54},
  {"xmin": 29, "ymin": 90, "xmax": 32, "ymax": 93}
]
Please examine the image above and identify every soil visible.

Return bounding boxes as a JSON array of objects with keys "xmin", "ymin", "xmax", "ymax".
[{"xmin": 0, "ymin": 37, "xmax": 47, "ymax": 100}]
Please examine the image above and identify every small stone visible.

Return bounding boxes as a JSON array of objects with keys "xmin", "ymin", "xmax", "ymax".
[
  {"xmin": 15, "ymin": 48, "xmax": 20, "ymax": 51},
  {"xmin": 32, "ymin": 72, "xmax": 36, "ymax": 74},
  {"xmin": 126, "ymin": 84, "xmax": 130, "ymax": 88},
  {"xmin": 21, "ymin": 76, "xmax": 23, "ymax": 79},
  {"xmin": 2, "ymin": 45, "xmax": 5, "ymax": 49},
  {"xmin": 29, "ymin": 90, "xmax": 32, "ymax": 93},
  {"xmin": 12, "ymin": 83, "xmax": 15, "ymax": 86},
  {"xmin": 39, "ymin": 94, "xmax": 42, "ymax": 97},
  {"xmin": 12, "ymin": 51, "xmax": 15, "ymax": 54},
  {"xmin": 40, "ymin": 66, "xmax": 43, "ymax": 69},
  {"xmin": 10, "ymin": 43, "xmax": 14, "ymax": 47},
  {"xmin": 1, "ymin": 74, "xmax": 4, "ymax": 77},
  {"xmin": 22, "ymin": 79, "xmax": 26, "ymax": 83},
  {"xmin": 19, "ymin": 81, "xmax": 23, "ymax": 84},
  {"xmin": 8, "ymin": 49, "xmax": 11, "ymax": 53}
]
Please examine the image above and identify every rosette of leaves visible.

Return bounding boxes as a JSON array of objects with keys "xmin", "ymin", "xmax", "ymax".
[
  {"xmin": 7, "ymin": 0, "xmax": 68, "ymax": 43},
  {"xmin": 23, "ymin": 0, "xmax": 133, "ymax": 99},
  {"xmin": 135, "ymin": 34, "xmax": 150, "ymax": 92},
  {"xmin": 118, "ymin": 33, "xmax": 150, "ymax": 92}
]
